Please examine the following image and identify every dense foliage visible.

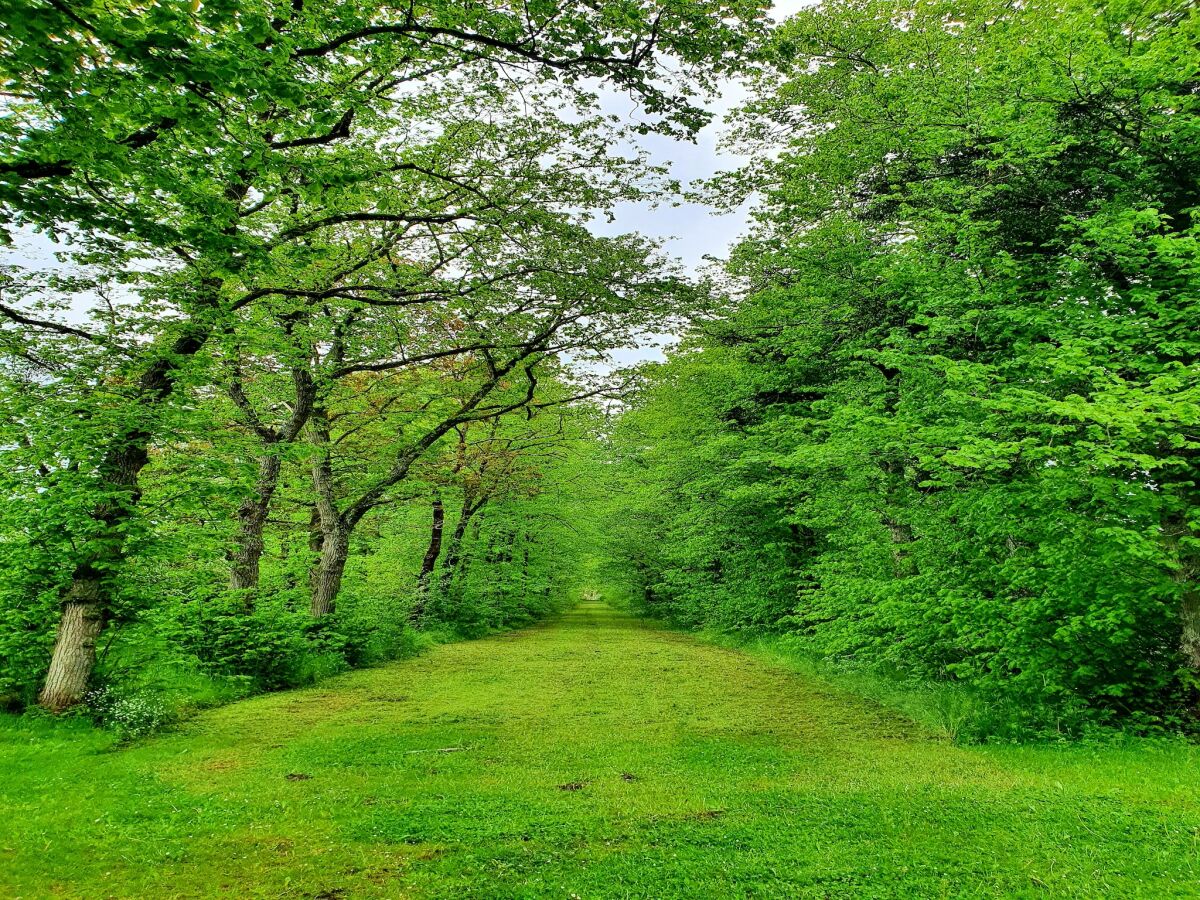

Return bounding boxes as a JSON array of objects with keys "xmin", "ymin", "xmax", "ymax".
[
  {"xmin": 0, "ymin": 0, "xmax": 766, "ymax": 716},
  {"xmin": 602, "ymin": 0, "xmax": 1200, "ymax": 736}
]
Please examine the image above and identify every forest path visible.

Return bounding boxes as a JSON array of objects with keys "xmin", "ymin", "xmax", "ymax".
[{"xmin": 3, "ymin": 599, "xmax": 1198, "ymax": 898}]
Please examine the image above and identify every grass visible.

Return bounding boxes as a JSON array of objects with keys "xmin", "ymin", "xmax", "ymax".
[
  {"xmin": 2, "ymin": 599, "xmax": 1198, "ymax": 898},
  {"xmin": 691, "ymin": 629, "xmax": 1094, "ymax": 742}
]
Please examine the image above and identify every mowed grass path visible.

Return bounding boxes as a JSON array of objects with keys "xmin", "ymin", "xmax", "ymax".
[{"xmin": 3, "ymin": 601, "xmax": 1199, "ymax": 898}]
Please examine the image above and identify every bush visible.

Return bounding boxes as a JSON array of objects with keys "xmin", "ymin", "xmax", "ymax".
[
  {"xmin": 330, "ymin": 584, "xmax": 437, "ymax": 663},
  {"xmin": 0, "ymin": 539, "xmax": 69, "ymax": 708},
  {"xmin": 84, "ymin": 686, "xmax": 176, "ymax": 740},
  {"xmin": 163, "ymin": 594, "xmax": 315, "ymax": 690},
  {"xmin": 163, "ymin": 589, "xmax": 434, "ymax": 696}
]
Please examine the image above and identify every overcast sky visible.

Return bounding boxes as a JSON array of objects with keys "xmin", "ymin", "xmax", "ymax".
[
  {"xmin": 596, "ymin": 0, "xmax": 813, "ymax": 363},
  {"xmin": 597, "ymin": 0, "xmax": 811, "ymax": 272},
  {"xmin": 593, "ymin": 91, "xmax": 756, "ymax": 366}
]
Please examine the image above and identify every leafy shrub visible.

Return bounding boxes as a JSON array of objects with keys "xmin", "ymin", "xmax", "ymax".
[
  {"xmin": 162, "ymin": 588, "xmax": 435, "ymax": 696},
  {"xmin": 332, "ymin": 584, "xmax": 437, "ymax": 663},
  {"xmin": 164, "ymin": 595, "xmax": 314, "ymax": 690},
  {"xmin": 0, "ymin": 539, "xmax": 69, "ymax": 708}
]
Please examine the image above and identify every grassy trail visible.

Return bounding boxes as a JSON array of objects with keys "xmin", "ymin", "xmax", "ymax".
[{"xmin": 2, "ymin": 600, "xmax": 1198, "ymax": 898}]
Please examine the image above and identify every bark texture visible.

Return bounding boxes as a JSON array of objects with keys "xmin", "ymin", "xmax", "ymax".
[
  {"xmin": 308, "ymin": 409, "xmax": 344, "ymax": 617},
  {"xmin": 38, "ymin": 580, "xmax": 106, "ymax": 712},
  {"xmin": 1165, "ymin": 513, "xmax": 1200, "ymax": 677},
  {"xmin": 1183, "ymin": 589, "xmax": 1200, "ymax": 673},
  {"xmin": 310, "ymin": 527, "xmax": 350, "ymax": 618},
  {"xmin": 1177, "ymin": 543, "xmax": 1200, "ymax": 673}
]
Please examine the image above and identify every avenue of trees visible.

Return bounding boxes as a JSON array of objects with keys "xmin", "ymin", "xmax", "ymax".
[
  {"xmin": 3, "ymin": 0, "xmax": 1199, "ymax": 740},
  {"xmin": 0, "ymin": 0, "xmax": 766, "ymax": 716}
]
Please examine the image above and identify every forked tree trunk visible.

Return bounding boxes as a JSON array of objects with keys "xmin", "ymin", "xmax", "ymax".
[
  {"xmin": 227, "ymin": 366, "xmax": 314, "ymax": 597},
  {"xmin": 228, "ymin": 453, "xmax": 282, "ymax": 595},
  {"xmin": 303, "ymin": 369, "xmax": 511, "ymax": 619}
]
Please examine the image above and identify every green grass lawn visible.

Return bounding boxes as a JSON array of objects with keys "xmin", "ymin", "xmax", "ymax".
[{"xmin": 2, "ymin": 600, "xmax": 1198, "ymax": 898}]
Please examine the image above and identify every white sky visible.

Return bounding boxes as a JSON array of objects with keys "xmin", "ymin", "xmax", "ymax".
[
  {"xmin": 592, "ymin": 86, "xmax": 754, "ymax": 277},
  {"xmin": 598, "ymin": 0, "xmax": 812, "ymax": 269}
]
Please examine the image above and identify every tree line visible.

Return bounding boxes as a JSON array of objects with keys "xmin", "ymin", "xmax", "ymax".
[
  {"xmin": 4, "ymin": 0, "xmax": 1198, "ymax": 741},
  {"xmin": 600, "ymin": 0, "xmax": 1200, "ymax": 737}
]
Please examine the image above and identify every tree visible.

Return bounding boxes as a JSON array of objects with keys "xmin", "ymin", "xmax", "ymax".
[
  {"xmin": 0, "ymin": 0, "xmax": 768, "ymax": 709},
  {"xmin": 301, "ymin": 224, "xmax": 685, "ymax": 618}
]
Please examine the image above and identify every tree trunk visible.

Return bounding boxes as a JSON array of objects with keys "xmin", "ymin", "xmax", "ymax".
[
  {"xmin": 39, "ymin": 425, "xmax": 155, "ymax": 711},
  {"xmin": 310, "ymin": 527, "xmax": 349, "ymax": 618},
  {"xmin": 438, "ymin": 500, "xmax": 485, "ymax": 596},
  {"xmin": 1174, "ymin": 532, "xmax": 1200, "ymax": 673},
  {"xmin": 1183, "ymin": 588, "xmax": 1200, "ymax": 673},
  {"xmin": 228, "ymin": 452, "xmax": 282, "ymax": 596},
  {"xmin": 1164, "ymin": 512, "xmax": 1200, "ymax": 679},
  {"xmin": 883, "ymin": 515, "xmax": 916, "ymax": 578},
  {"xmin": 308, "ymin": 503, "xmax": 324, "ymax": 554},
  {"xmin": 411, "ymin": 497, "xmax": 444, "ymax": 626},
  {"xmin": 40, "ymin": 473, "xmax": 138, "ymax": 711},
  {"xmin": 439, "ymin": 508, "xmax": 472, "ymax": 589},
  {"xmin": 307, "ymin": 409, "xmax": 347, "ymax": 617},
  {"xmin": 300, "ymin": 367, "xmax": 521, "ymax": 621},
  {"xmin": 38, "ymin": 572, "xmax": 106, "ymax": 712},
  {"xmin": 226, "ymin": 363, "xmax": 314, "ymax": 597}
]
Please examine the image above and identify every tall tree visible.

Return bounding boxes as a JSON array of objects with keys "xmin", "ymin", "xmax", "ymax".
[{"xmin": 302, "ymin": 225, "xmax": 682, "ymax": 617}]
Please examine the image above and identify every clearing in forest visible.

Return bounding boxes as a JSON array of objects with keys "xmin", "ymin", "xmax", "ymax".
[{"xmin": 2, "ymin": 600, "xmax": 1197, "ymax": 898}]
